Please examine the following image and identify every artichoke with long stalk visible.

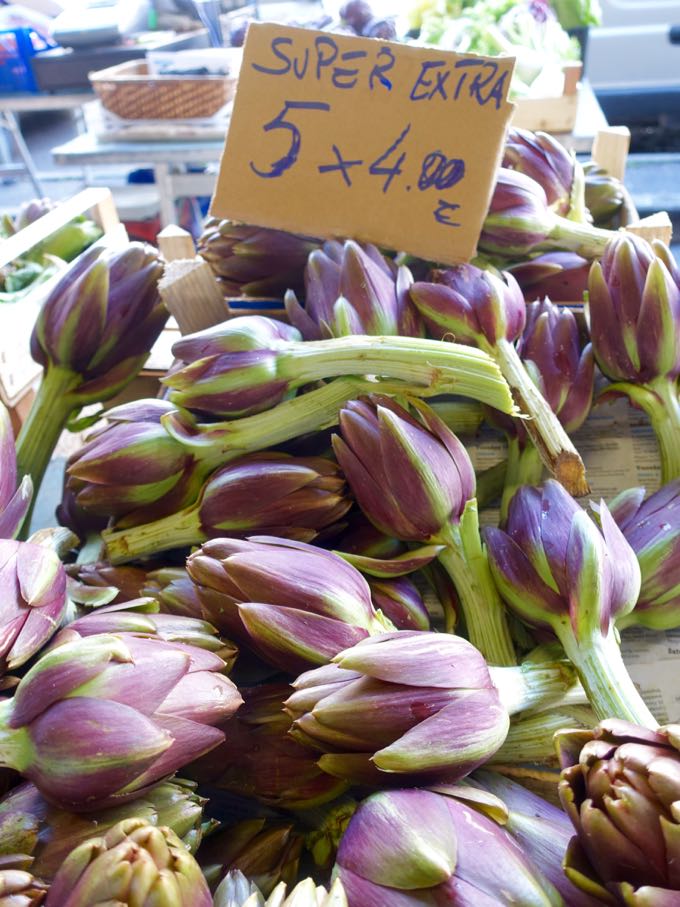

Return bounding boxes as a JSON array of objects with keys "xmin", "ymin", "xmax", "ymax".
[
  {"xmin": 332, "ymin": 394, "xmax": 516, "ymax": 664},
  {"xmin": 410, "ymin": 263, "xmax": 589, "ymax": 496},
  {"xmin": 587, "ymin": 233, "xmax": 680, "ymax": 483},
  {"xmin": 485, "ymin": 480, "xmax": 655, "ymax": 726},
  {"xmin": 16, "ymin": 243, "xmax": 166, "ymax": 519}
]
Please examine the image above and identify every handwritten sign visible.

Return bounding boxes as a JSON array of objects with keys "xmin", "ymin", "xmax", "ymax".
[{"xmin": 211, "ymin": 23, "xmax": 515, "ymax": 265}]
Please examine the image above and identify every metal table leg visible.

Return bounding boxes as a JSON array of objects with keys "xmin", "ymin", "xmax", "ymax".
[{"xmin": 0, "ymin": 111, "xmax": 45, "ymax": 196}]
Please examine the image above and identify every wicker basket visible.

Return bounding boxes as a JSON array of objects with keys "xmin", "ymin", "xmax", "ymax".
[{"xmin": 89, "ymin": 60, "xmax": 235, "ymax": 120}]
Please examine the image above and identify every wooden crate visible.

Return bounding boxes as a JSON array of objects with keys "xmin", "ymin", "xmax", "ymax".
[
  {"xmin": 0, "ymin": 188, "xmax": 124, "ymax": 426},
  {"xmin": 512, "ymin": 63, "xmax": 582, "ymax": 134}
]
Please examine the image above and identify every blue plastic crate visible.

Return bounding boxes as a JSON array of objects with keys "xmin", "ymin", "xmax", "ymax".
[{"xmin": 0, "ymin": 28, "xmax": 54, "ymax": 94}]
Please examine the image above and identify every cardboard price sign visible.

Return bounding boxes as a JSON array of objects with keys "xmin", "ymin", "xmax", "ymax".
[{"xmin": 211, "ymin": 23, "xmax": 515, "ymax": 265}]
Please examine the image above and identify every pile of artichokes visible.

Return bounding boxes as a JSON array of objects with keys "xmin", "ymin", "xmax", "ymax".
[{"xmin": 1, "ymin": 126, "xmax": 680, "ymax": 906}]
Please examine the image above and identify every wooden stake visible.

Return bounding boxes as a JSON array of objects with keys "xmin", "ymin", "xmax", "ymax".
[
  {"xmin": 159, "ymin": 259, "xmax": 229, "ymax": 334},
  {"xmin": 591, "ymin": 127, "xmax": 631, "ymax": 181},
  {"xmin": 625, "ymin": 211, "xmax": 673, "ymax": 246},
  {"xmin": 563, "ymin": 62, "xmax": 582, "ymax": 96},
  {"xmin": 157, "ymin": 225, "xmax": 196, "ymax": 262}
]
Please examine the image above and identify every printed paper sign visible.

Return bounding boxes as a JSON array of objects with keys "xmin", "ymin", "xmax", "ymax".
[{"xmin": 211, "ymin": 23, "xmax": 515, "ymax": 265}]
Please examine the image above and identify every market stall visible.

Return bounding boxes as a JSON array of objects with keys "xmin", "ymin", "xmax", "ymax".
[{"xmin": 0, "ymin": 1, "xmax": 679, "ymax": 905}]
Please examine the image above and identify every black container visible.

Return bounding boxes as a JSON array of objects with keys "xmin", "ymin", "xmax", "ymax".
[
  {"xmin": 567, "ymin": 26, "xmax": 589, "ymax": 74},
  {"xmin": 29, "ymin": 28, "xmax": 209, "ymax": 92}
]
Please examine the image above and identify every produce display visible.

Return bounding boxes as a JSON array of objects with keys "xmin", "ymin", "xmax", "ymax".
[
  {"xmin": 0, "ymin": 199, "xmax": 102, "ymax": 304},
  {"xmin": 1, "ymin": 122, "xmax": 680, "ymax": 907},
  {"xmin": 409, "ymin": 0, "xmax": 581, "ymax": 99}
]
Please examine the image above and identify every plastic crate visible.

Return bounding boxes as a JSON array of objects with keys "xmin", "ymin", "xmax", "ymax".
[{"xmin": 0, "ymin": 28, "xmax": 53, "ymax": 94}]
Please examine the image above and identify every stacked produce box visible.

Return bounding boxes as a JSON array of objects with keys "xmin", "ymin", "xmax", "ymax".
[{"xmin": 0, "ymin": 124, "xmax": 678, "ymax": 906}]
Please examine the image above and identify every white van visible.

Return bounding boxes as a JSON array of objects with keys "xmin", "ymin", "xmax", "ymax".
[{"xmin": 586, "ymin": 0, "xmax": 680, "ymax": 123}]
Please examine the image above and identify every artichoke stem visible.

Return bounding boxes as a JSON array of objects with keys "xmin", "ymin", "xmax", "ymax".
[
  {"xmin": 493, "ymin": 338, "xmax": 588, "ymax": 497},
  {"xmin": 16, "ymin": 365, "xmax": 81, "ymax": 536},
  {"xmin": 104, "ymin": 506, "xmax": 201, "ymax": 565},
  {"xmin": 437, "ymin": 509, "xmax": 517, "ymax": 666},
  {"xmin": 559, "ymin": 626, "xmax": 658, "ymax": 728},
  {"xmin": 542, "ymin": 215, "xmax": 614, "ymax": 259},
  {"xmin": 609, "ymin": 377, "xmax": 680, "ymax": 484},
  {"xmin": 565, "ymin": 159, "xmax": 590, "ymax": 225},
  {"xmin": 275, "ymin": 336, "xmax": 517, "ymax": 414},
  {"xmin": 489, "ymin": 661, "xmax": 578, "ymax": 716},
  {"xmin": 500, "ymin": 439, "xmax": 544, "ymax": 522},
  {"xmin": 491, "ymin": 705, "xmax": 596, "ymax": 765},
  {"xmin": 189, "ymin": 378, "xmax": 443, "ymax": 463}
]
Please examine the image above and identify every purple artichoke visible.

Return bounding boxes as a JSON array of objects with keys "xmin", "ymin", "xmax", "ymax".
[
  {"xmin": 52, "ymin": 607, "xmax": 238, "ymax": 669},
  {"xmin": 485, "ymin": 480, "xmax": 653, "ymax": 725},
  {"xmin": 411, "ymin": 265, "xmax": 589, "ymax": 497},
  {"xmin": 480, "ymin": 168, "xmax": 554, "ymax": 257},
  {"xmin": 609, "ymin": 480, "xmax": 680, "ymax": 630},
  {"xmin": 480, "ymin": 167, "xmax": 613, "ymax": 260},
  {"xmin": 0, "ymin": 633, "xmax": 242, "ymax": 811},
  {"xmin": 186, "ymin": 536, "xmax": 393, "ymax": 673},
  {"xmin": 0, "ymin": 539, "xmax": 67, "ymax": 673},
  {"xmin": 0, "ymin": 403, "xmax": 32, "ymax": 540},
  {"xmin": 367, "ymin": 577, "xmax": 430, "ymax": 631},
  {"xmin": 103, "ymin": 452, "xmax": 351, "ymax": 563},
  {"xmin": 519, "ymin": 298, "xmax": 594, "ymax": 434},
  {"xmin": 508, "ymin": 251, "xmax": 590, "ymax": 303},
  {"xmin": 165, "ymin": 317, "xmax": 302, "ymax": 418},
  {"xmin": 45, "ymin": 817, "xmax": 212, "ymax": 906},
  {"xmin": 588, "ymin": 234, "xmax": 680, "ymax": 482},
  {"xmin": 332, "ymin": 395, "xmax": 474, "ymax": 543},
  {"xmin": 198, "ymin": 219, "xmax": 319, "ymax": 298},
  {"xmin": 473, "ymin": 770, "xmax": 604, "ymax": 906},
  {"xmin": 65, "ymin": 399, "xmax": 196, "ymax": 523},
  {"xmin": 285, "ymin": 631, "xmax": 569, "ymax": 784},
  {"xmin": 172, "ymin": 314, "xmax": 301, "ymax": 363},
  {"xmin": 333, "ymin": 394, "xmax": 514, "ymax": 663},
  {"xmin": 18, "ymin": 243, "xmax": 166, "ymax": 502},
  {"xmin": 557, "ymin": 719, "xmax": 680, "ymax": 904},
  {"xmin": 335, "ymin": 787, "xmax": 563, "ymax": 905},
  {"xmin": 188, "ymin": 682, "xmax": 347, "ymax": 810},
  {"xmin": 503, "ymin": 127, "xmax": 575, "ymax": 216},
  {"xmin": 411, "ymin": 264, "xmax": 526, "ymax": 348},
  {"xmin": 285, "ymin": 240, "xmax": 421, "ymax": 340},
  {"xmin": 589, "ymin": 233, "xmax": 680, "ymax": 385}
]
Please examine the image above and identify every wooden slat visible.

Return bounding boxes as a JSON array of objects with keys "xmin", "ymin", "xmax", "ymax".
[
  {"xmin": 157, "ymin": 225, "xmax": 196, "ymax": 262},
  {"xmin": 591, "ymin": 127, "xmax": 631, "ymax": 181},
  {"xmin": 0, "ymin": 188, "xmax": 119, "ymax": 268},
  {"xmin": 159, "ymin": 258, "xmax": 229, "ymax": 334},
  {"xmin": 625, "ymin": 211, "xmax": 673, "ymax": 246}
]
